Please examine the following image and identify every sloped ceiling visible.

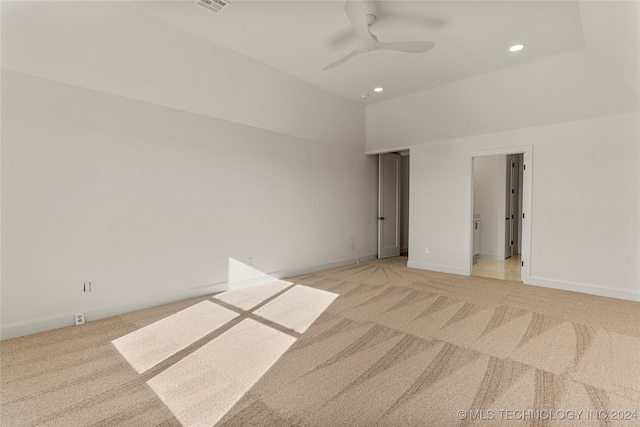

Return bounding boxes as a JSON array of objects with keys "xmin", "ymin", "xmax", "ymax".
[
  {"xmin": 0, "ymin": 1, "xmax": 365, "ymax": 147},
  {"xmin": 1, "ymin": 0, "xmax": 638, "ymax": 148},
  {"xmin": 366, "ymin": 46, "xmax": 640, "ymax": 152},
  {"xmin": 579, "ymin": 1, "xmax": 639, "ymax": 94},
  {"xmin": 121, "ymin": 0, "xmax": 586, "ymax": 105},
  {"xmin": 366, "ymin": 1, "xmax": 639, "ymax": 150}
]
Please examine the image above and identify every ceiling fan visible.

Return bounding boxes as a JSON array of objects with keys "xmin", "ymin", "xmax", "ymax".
[{"xmin": 323, "ymin": 1, "xmax": 435, "ymax": 71}]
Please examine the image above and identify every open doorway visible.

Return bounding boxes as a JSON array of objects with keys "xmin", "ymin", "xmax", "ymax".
[
  {"xmin": 377, "ymin": 151, "xmax": 409, "ymax": 259},
  {"xmin": 471, "ymin": 153, "xmax": 524, "ymax": 281}
]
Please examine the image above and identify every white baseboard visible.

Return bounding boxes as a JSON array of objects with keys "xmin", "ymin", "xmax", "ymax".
[
  {"xmin": 0, "ymin": 254, "xmax": 377, "ymax": 341},
  {"xmin": 405, "ymin": 261, "xmax": 639, "ymax": 303},
  {"xmin": 271, "ymin": 253, "xmax": 377, "ymax": 280},
  {"xmin": 0, "ymin": 282, "xmax": 229, "ymax": 341},
  {"xmin": 406, "ymin": 260, "xmax": 468, "ymax": 276},
  {"xmin": 528, "ymin": 276, "xmax": 640, "ymax": 303},
  {"xmin": 224, "ymin": 276, "xmax": 277, "ymax": 291}
]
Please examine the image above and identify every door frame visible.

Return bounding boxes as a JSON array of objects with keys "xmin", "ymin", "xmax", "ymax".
[
  {"xmin": 378, "ymin": 153, "xmax": 401, "ymax": 259},
  {"xmin": 467, "ymin": 145, "xmax": 533, "ymax": 283}
]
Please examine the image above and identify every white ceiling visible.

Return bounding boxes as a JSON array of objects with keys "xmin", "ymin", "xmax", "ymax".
[{"xmin": 122, "ymin": 0, "xmax": 585, "ymax": 104}]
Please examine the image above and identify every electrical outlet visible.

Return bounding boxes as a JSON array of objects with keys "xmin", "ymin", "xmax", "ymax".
[
  {"xmin": 425, "ymin": 248, "xmax": 430, "ymax": 254},
  {"xmin": 83, "ymin": 281, "xmax": 92, "ymax": 292},
  {"xmin": 355, "ymin": 258, "xmax": 360, "ymax": 264},
  {"xmin": 75, "ymin": 313, "xmax": 86, "ymax": 326}
]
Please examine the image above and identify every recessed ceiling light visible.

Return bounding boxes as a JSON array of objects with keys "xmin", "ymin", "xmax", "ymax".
[
  {"xmin": 374, "ymin": 87, "xmax": 384, "ymax": 92},
  {"xmin": 509, "ymin": 44, "xmax": 525, "ymax": 52}
]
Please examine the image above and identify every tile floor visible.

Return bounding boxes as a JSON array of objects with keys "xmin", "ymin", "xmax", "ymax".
[{"xmin": 472, "ymin": 253, "xmax": 521, "ymax": 281}]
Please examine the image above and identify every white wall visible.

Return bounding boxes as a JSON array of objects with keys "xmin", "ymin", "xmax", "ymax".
[
  {"xmin": 1, "ymin": 1, "xmax": 375, "ymax": 339},
  {"xmin": 473, "ymin": 156, "xmax": 506, "ymax": 260},
  {"xmin": 367, "ymin": 39, "xmax": 640, "ymax": 301},
  {"xmin": 0, "ymin": 71, "xmax": 377, "ymax": 338},
  {"xmin": 405, "ymin": 112, "xmax": 640, "ymax": 301}
]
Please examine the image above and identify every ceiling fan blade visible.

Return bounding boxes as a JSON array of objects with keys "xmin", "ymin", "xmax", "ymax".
[
  {"xmin": 322, "ymin": 48, "xmax": 364, "ymax": 71},
  {"xmin": 324, "ymin": 1, "xmax": 434, "ymax": 70},
  {"xmin": 344, "ymin": 1, "xmax": 375, "ymax": 45},
  {"xmin": 327, "ymin": 28, "xmax": 357, "ymax": 47},
  {"xmin": 376, "ymin": 40, "xmax": 435, "ymax": 54}
]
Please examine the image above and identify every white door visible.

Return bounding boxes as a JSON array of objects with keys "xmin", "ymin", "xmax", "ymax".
[
  {"xmin": 378, "ymin": 153, "xmax": 401, "ymax": 259},
  {"xmin": 504, "ymin": 155, "xmax": 516, "ymax": 259},
  {"xmin": 515, "ymin": 154, "xmax": 524, "ymax": 254}
]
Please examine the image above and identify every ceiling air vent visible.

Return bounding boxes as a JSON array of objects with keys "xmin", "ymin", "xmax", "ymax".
[{"xmin": 194, "ymin": 0, "xmax": 231, "ymax": 14}]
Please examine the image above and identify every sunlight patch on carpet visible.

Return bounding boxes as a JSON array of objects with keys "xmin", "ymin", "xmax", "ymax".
[
  {"xmin": 147, "ymin": 319, "xmax": 296, "ymax": 427},
  {"xmin": 113, "ymin": 258, "xmax": 338, "ymax": 426},
  {"xmin": 253, "ymin": 285, "xmax": 339, "ymax": 333},
  {"xmin": 112, "ymin": 301, "xmax": 238, "ymax": 373}
]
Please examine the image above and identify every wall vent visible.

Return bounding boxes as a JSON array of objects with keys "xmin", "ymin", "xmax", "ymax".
[{"xmin": 194, "ymin": 0, "xmax": 231, "ymax": 14}]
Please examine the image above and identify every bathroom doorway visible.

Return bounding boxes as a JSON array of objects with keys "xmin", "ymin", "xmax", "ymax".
[{"xmin": 471, "ymin": 153, "xmax": 524, "ymax": 281}]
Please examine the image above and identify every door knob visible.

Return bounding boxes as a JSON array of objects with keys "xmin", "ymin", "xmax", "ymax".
[{"xmin": 378, "ymin": 217, "xmax": 385, "ymax": 220}]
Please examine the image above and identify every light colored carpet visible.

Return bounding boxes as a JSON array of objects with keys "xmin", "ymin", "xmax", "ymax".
[
  {"xmin": 112, "ymin": 301, "xmax": 238, "ymax": 374},
  {"xmin": 2, "ymin": 256, "xmax": 639, "ymax": 426}
]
